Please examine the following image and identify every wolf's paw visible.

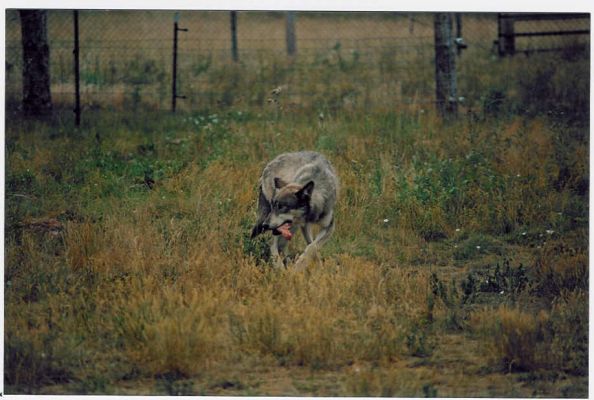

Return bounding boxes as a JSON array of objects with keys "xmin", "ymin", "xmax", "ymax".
[
  {"xmin": 294, "ymin": 252, "xmax": 315, "ymax": 271},
  {"xmin": 294, "ymin": 255, "xmax": 308, "ymax": 271},
  {"xmin": 272, "ymin": 256, "xmax": 285, "ymax": 270}
]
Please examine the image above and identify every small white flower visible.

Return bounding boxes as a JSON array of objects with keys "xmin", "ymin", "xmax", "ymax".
[
  {"xmin": 521, "ymin": 232, "xmax": 527, "ymax": 236},
  {"xmin": 476, "ymin": 246, "xmax": 481, "ymax": 250},
  {"xmin": 516, "ymin": 174, "xmax": 521, "ymax": 178},
  {"xmin": 499, "ymin": 290, "xmax": 504, "ymax": 295},
  {"xmin": 383, "ymin": 219, "xmax": 389, "ymax": 223},
  {"xmin": 546, "ymin": 229, "xmax": 555, "ymax": 235},
  {"xmin": 455, "ymin": 228, "xmax": 461, "ymax": 232}
]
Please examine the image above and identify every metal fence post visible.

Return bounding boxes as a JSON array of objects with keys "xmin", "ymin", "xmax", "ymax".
[
  {"xmin": 230, "ymin": 11, "xmax": 239, "ymax": 62},
  {"xmin": 455, "ymin": 13, "xmax": 462, "ymax": 40},
  {"xmin": 434, "ymin": 13, "xmax": 457, "ymax": 117},
  {"xmin": 172, "ymin": 13, "xmax": 187, "ymax": 113},
  {"xmin": 73, "ymin": 10, "xmax": 81, "ymax": 126},
  {"xmin": 172, "ymin": 17, "xmax": 179, "ymax": 112},
  {"xmin": 286, "ymin": 11, "xmax": 297, "ymax": 56},
  {"xmin": 454, "ymin": 13, "xmax": 467, "ymax": 56}
]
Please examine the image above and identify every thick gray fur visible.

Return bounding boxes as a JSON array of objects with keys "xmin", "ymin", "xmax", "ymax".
[{"xmin": 251, "ymin": 151, "xmax": 338, "ymax": 270}]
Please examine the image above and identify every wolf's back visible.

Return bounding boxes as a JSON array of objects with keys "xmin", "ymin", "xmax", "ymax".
[{"xmin": 260, "ymin": 151, "xmax": 338, "ymax": 206}]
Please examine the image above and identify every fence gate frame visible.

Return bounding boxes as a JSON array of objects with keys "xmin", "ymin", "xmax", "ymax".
[{"xmin": 496, "ymin": 13, "xmax": 590, "ymax": 56}]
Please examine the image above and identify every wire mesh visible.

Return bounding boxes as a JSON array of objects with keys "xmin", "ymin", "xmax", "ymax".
[{"xmin": 4, "ymin": 10, "xmax": 590, "ymax": 114}]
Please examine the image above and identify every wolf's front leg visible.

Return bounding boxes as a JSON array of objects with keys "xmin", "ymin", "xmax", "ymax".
[
  {"xmin": 301, "ymin": 223, "xmax": 313, "ymax": 245},
  {"xmin": 270, "ymin": 236, "xmax": 285, "ymax": 269},
  {"xmin": 294, "ymin": 215, "xmax": 335, "ymax": 271},
  {"xmin": 294, "ymin": 244, "xmax": 318, "ymax": 271}
]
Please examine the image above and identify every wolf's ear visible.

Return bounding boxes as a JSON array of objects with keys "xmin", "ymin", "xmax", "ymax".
[
  {"xmin": 297, "ymin": 181, "xmax": 314, "ymax": 201},
  {"xmin": 274, "ymin": 177, "xmax": 289, "ymax": 189}
]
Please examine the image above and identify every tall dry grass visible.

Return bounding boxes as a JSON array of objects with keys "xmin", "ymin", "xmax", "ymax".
[{"xmin": 470, "ymin": 289, "xmax": 587, "ymax": 376}]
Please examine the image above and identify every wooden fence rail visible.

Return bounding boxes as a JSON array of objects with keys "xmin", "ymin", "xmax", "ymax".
[{"xmin": 497, "ymin": 13, "xmax": 590, "ymax": 56}]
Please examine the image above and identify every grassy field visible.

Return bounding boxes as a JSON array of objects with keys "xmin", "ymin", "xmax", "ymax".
[{"xmin": 4, "ymin": 12, "xmax": 590, "ymax": 397}]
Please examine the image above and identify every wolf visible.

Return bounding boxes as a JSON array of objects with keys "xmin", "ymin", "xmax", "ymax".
[{"xmin": 251, "ymin": 151, "xmax": 338, "ymax": 270}]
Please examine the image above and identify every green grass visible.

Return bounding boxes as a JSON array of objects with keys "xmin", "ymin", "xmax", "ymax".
[{"xmin": 4, "ymin": 38, "xmax": 590, "ymax": 396}]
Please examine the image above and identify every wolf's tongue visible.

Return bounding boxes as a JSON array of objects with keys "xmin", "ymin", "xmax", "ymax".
[{"xmin": 278, "ymin": 223, "xmax": 293, "ymax": 240}]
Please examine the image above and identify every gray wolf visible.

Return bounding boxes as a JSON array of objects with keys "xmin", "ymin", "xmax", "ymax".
[{"xmin": 251, "ymin": 151, "xmax": 338, "ymax": 270}]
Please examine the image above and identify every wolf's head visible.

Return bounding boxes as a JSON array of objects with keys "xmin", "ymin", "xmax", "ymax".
[{"xmin": 251, "ymin": 178, "xmax": 314, "ymax": 239}]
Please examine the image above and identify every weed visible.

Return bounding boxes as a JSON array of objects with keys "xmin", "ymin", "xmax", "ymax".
[
  {"xmin": 548, "ymin": 291, "xmax": 588, "ymax": 376},
  {"xmin": 470, "ymin": 306, "xmax": 548, "ymax": 372},
  {"xmin": 208, "ymin": 378, "xmax": 246, "ymax": 392},
  {"xmin": 4, "ymin": 322, "xmax": 75, "ymax": 392},
  {"xmin": 7, "ymin": 169, "xmax": 38, "ymax": 192},
  {"xmin": 462, "ymin": 260, "xmax": 528, "ymax": 302},
  {"xmin": 74, "ymin": 374, "xmax": 110, "ymax": 394},
  {"xmin": 532, "ymin": 242, "xmax": 588, "ymax": 298},
  {"xmin": 191, "ymin": 56, "xmax": 212, "ymax": 77},
  {"xmin": 422, "ymin": 383, "xmax": 438, "ymax": 397},
  {"xmin": 453, "ymin": 234, "xmax": 506, "ymax": 261},
  {"xmin": 156, "ymin": 371, "xmax": 195, "ymax": 395},
  {"xmin": 405, "ymin": 324, "xmax": 435, "ymax": 358},
  {"xmin": 482, "ymin": 88, "xmax": 507, "ymax": 115}
]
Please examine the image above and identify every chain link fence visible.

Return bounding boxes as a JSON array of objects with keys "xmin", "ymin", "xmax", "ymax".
[{"xmin": 5, "ymin": 10, "xmax": 590, "ymax": 116}]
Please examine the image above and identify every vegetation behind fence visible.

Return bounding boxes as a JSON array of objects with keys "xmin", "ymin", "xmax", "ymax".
[{"xmin": 5, "ymin": 10, "xmax": 589, "ymax": 116}]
